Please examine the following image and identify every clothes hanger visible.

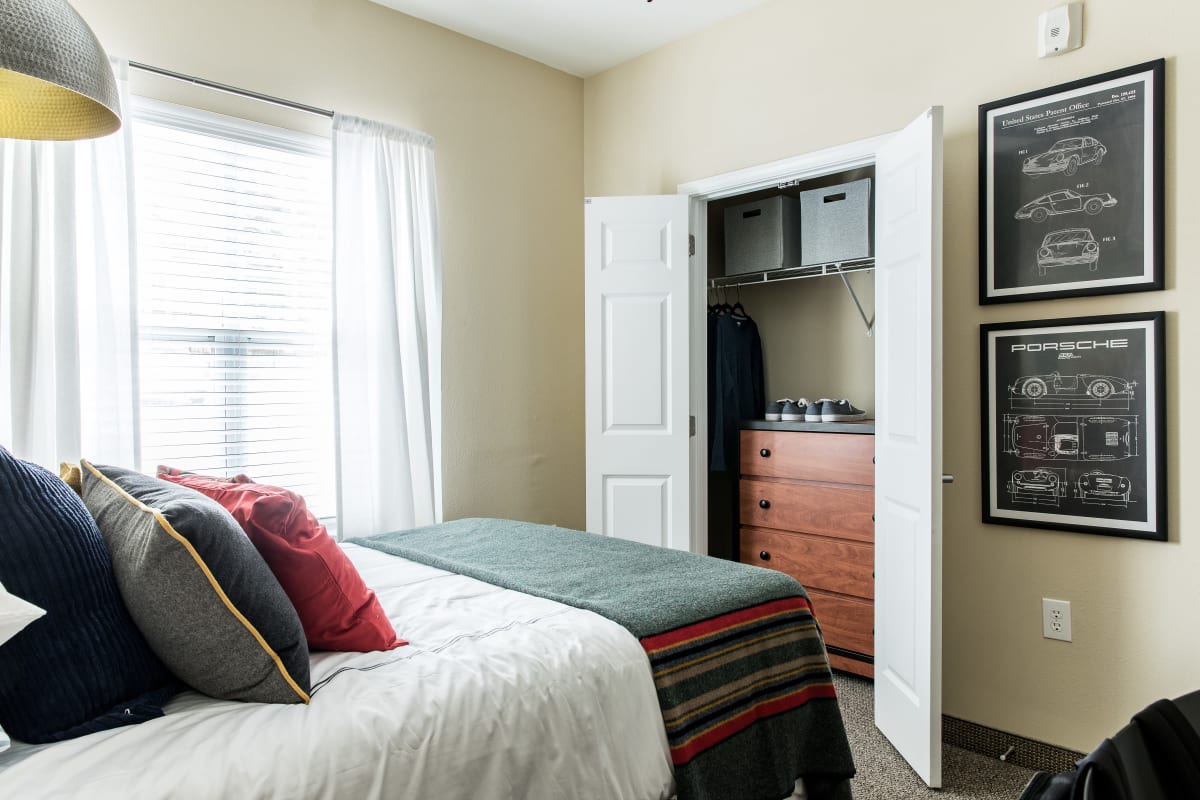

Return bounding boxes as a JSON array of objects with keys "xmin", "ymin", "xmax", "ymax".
[
  {"xmin": 717, "ymin": 286, "xmax": 732, "ymax": 316},
  {"xmin": 731, "ymin": 284, "xmax": 747, "ymax": 318}
]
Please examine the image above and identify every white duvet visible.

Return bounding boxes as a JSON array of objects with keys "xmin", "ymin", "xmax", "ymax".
[{"xmin": 0, "ymin": 544, "xmax": 675, "ymax": 800}]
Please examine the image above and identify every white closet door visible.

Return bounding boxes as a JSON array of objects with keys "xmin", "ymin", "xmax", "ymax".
[
  {"xmin": 584, "ymin": 195, "xmax": 691, "ymax": 550},
  {"xmin": 873, "ymin": 107, "xmax": 945, "ymax": 787}
]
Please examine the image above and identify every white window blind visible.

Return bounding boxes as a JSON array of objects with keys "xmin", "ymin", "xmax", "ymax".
[{"xmin": 131, "ymin": 99, "xmax": 336, "ymax": 516}]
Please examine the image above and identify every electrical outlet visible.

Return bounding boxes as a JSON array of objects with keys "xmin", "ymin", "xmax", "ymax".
[{"xmin": 1042, "ymin": 598, "xmax": 1072, "ymax": 642}]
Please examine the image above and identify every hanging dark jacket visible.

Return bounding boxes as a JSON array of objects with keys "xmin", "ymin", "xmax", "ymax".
[{"xmin": 710, "ymin": 312, "xmax": 764, "ymax": 473}]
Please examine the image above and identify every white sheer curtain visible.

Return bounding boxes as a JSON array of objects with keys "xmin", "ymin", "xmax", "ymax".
[
  {"xmin": 0, "ymin": 60, "xmax": 139, "ymax": 470},
  {"xmin": 332, "ymin": 114, "xmax": 442, "ymax": 538}
]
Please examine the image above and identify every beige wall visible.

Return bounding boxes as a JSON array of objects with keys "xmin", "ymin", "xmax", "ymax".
[
  {"xmin": 736, "ymin": 272, "xmax": 876, "ymax": 414},
  {"xmin": 585, "ymin": 0, "xmax": 1197, "ymax": 751},
  {"xmin": 72, "ymin": 0, "xmax": 586, "ymax": 529}
]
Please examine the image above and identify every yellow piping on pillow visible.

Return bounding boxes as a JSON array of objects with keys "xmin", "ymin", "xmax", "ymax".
[
  {"xmin": 59, "ymin": 463, "xmax": 83, "ymax": 496},
  {"xmin": 80, "ymin": 460, "xmax": 310, "ymax": 704}
]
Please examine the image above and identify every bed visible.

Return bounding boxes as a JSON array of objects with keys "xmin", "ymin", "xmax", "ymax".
[{"xmin": 0, "ymin": 519, "xmax": 855, "ymax": 800}]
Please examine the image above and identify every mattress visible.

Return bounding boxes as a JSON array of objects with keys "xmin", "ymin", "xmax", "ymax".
[{"xmin": 0, "ymin": 544, "xmax": 675, "ymax": 800}]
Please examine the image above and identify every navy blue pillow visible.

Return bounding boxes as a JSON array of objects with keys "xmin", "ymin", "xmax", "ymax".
[{"xmin": 0, "ymin": 447, "xmax": 175, "ymax": 743}]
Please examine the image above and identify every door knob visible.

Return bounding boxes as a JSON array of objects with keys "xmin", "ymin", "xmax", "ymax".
[{"xmin": 759, "ymin": 499, "xmax": 770, "ymax": 509}]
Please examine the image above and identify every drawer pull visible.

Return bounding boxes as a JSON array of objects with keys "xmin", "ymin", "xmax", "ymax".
[
  {"xmin": 759, "ymin": 550, "xmax": 770, "ymax": 561},
  {"xmin": 760, "ymin": 448, "xmax": 771, "ymax": 458},
  {"xmin": 759, "ymin": 499, "xmax": 771, "ymax": 509}
]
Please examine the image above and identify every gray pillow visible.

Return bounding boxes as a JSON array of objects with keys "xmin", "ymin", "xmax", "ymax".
[{"xmin": 81, "ymin": 461, "xmax": 310, "ymax": 704}]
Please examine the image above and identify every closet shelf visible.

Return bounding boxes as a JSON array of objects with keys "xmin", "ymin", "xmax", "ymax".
[
  {"xmin": 706, "ymin": 257, "xmax": 874, "ymax": 289},
  {"xmin": 708, "ymin": 258, "xmax": 876, "ymax": 337}
]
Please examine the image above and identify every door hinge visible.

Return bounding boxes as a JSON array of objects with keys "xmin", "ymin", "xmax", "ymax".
[
  {"xmin": 689, "ymin": 415, "xmax": 696, "ymax": 437},
  {"xmin": 688, "ymin": 234, "xmax": 695, "ymax": 257}
]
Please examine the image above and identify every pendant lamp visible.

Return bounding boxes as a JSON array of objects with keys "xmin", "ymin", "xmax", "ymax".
[{"xmin": 0, "ymin": 0, "xmax": 120, "ymax": 140}]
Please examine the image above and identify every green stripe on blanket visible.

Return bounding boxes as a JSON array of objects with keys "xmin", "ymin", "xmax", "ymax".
[{"xmin": 354, "ymin": 518, "xmax": 854, "ymax": 800}]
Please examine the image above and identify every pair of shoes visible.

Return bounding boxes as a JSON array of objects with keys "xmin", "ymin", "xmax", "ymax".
[
  {"xmin": 765, "ymin": 398, "xmax": 809, "ymax": 421},
  {"xmin": 807, "ymin": 398, "xmax": 867, "ymax": 422}
]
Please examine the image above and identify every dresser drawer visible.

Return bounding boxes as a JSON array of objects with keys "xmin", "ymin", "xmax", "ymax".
[
  {"xmin": 806, "ymin": 589, "xmax": 873, "ymax": 657},
  {"xmin": 739, "ymin": 527, "xmax": 873, "ymax": 599},
  {"xmin": 739, "ymin": 479, "xmax": 874, "ymax": 542},
  {"xmin": 740, "ymin": 430, "xmax": 874, "ymax": 486}
]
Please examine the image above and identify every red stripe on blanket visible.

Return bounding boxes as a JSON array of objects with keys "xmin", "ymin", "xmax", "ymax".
[
  {"xmin": 641, "ymin": 596, "xmax": 812, "ymax": 656},
  {"xmin": 668, "ymin": 682, "xmax": 837, "ymax": 766}
]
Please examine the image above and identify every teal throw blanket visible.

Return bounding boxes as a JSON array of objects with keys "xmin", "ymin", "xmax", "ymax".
[{"xmin": 355, "ymin": 518, "xmax": 854, "ymax": 800}]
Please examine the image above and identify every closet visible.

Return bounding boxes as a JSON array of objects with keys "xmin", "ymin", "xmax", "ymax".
[
  {"xmin": 584, "ymin": 106, "xmax": 945, "ymax": 786},
  {"xmin": 703, "ymin": 167, "xmax": 878, "ymax": 678}
]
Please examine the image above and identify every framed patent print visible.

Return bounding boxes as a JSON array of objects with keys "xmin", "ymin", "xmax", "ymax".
[
  {"xmin": 980, "ymin": 312, "xmax": 1165, "ymax": 540},
  {"xmin": 979, "ymin": 59, "xmax": 1164, "ymax": 303}
]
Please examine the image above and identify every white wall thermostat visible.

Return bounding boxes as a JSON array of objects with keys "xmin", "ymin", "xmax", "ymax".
[{"xmin": 1038, "ymin": 2, "xmax": 1083, "ymax": 58}]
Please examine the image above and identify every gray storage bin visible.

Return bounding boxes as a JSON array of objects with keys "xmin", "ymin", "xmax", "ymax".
[
  {"xmin": 723, "ymin": 195, "xmax": 801, "ymax": 275},
  {"xmin": 800, "ymin": 178, "xmax": 872, "ymax": 266}
]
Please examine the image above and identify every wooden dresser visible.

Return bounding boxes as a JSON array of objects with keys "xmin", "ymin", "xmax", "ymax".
[{"xmin": 737, "ymin": 424, "xmax": 875, "ymax": 677}]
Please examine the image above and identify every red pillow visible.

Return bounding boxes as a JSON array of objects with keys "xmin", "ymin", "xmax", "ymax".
[
  {"xmin": 157, "ymin": 465, "xmax": 253, "ymax": 483},
  {"xmin": 156, "ymin": 472, "xmax": 405, "ymax": 653}
]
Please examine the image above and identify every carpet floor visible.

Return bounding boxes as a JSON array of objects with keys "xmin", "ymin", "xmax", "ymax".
[{"xmin": 833, "ymin": 672, "xmax": 1035, "ymax": 800}]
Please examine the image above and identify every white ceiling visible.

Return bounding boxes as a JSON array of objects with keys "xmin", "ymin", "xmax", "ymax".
[{"xmin": 367, "ymin": 0, "xmax": 775, "ymax": 78}]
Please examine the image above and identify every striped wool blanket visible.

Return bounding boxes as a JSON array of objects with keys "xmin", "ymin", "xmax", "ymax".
[{"xmin": 355, "ymin": 518, "xmax": 854, "ymax": 800}]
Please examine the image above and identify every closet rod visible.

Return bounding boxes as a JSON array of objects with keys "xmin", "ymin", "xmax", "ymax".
[{"xmin": 129, "ymin": 62, "xmax": 335, "ymax": 119}]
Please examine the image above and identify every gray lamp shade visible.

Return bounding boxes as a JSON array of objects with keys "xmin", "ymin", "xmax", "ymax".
[{"xmin": 0, "ymin": 0, "xmax": 121, "ymax": 140}]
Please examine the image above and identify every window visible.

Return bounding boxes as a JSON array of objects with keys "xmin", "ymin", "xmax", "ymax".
[{"xmin": 131, "ymin": 99, "xmax": 336, "ymax": 516}]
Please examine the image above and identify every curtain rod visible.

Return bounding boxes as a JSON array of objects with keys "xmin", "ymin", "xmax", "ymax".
[{"xmin": 128, "ymin": 62, "xmax": 334, "ymax": 119}]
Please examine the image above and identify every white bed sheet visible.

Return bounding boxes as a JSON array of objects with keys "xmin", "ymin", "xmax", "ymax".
[{"xmin": 0, "ymin": 544, "xmax": 675, "ymax": 800}]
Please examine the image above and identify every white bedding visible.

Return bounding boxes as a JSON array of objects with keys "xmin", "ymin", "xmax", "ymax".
[{"xmin": 0, "ymin": 544, "xmax": 675, "ymax": 800}]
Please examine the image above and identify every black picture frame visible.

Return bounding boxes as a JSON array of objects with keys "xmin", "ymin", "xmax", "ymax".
[
  {"xmin": 980, "ymin": 312, "xmax": 1166, "ymax": 540},
  {"xmin": 979, "ymin": 59, "xmax": 1164, "ymax": 304}
]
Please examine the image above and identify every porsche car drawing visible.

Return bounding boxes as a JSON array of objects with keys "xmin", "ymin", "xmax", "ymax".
[
  {"xmin": 1011, "ymin": 372, "xmax": 1133, "ymax": 401},
  {"xmin": 1036, "ymin": 228, "xmax": 1100, "ymax": 274},
  {"xmin": 1015, "ymin": 190, "xmax": 1117, "ymax": 223},
  {"xmin": 1008, "ymin": 468, "xmax": 1065, "ymax": 506},
  {"xmin": 1022, "ymin": 137, "xmax": 1107, "ymax": 177},
  {"xmin": 1005, "ymin": 414, "xmax": 1136, "ymax": 461},
  {"xmin": 1076, "ymin": 470, "xmax": 1132, "ymax": 507}
]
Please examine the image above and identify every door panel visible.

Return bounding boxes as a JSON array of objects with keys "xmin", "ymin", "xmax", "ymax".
[
  {"xmin": 585, "ymin": 196, "xmax": 691, "ymax": 550},
  {"xmin": 604, "ymin": 295, "xmax": 668, "ymax": 429},
  {"xmin": 873, "ymin": 107, "xmax": 944, "ymax": 788},
  {"xmin": 603, "ymin": 475, "xmax": 670, "ymax": 546}
]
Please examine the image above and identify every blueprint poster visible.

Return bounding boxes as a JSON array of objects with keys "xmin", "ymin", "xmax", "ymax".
[
  {"xmin": 981, "ymin": 61, "xmax": 1162, "ymax": 302},
  {"xmin": 982, "ymin": 315, "xmax": 1164, "ymax": 540}
]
